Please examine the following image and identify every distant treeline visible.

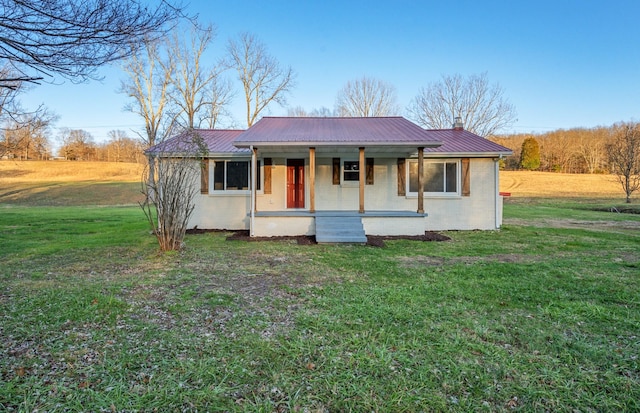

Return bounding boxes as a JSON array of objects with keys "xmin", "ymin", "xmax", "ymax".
[
  {"xmin": 2, "ymin": 128, "xmax": 145, "ymax": 163},
  {"xmin": 490, "ymin": 126, "xmax": 614, "ymax": 173}
]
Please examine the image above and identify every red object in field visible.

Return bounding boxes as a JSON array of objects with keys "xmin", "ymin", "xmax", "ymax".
[{"xmin": 499, "ymin": 192, "xmax": 511, "ymax": 196}]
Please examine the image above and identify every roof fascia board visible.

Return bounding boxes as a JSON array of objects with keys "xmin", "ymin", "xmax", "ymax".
[
  {"xmin": 421, "ymin": 151, "xmax": 514, "ymax": 158},
  {"xmin": 149, "ymin": 151, "xmax": 250, "ymax": 158},
  {"xmin": 233, "ymin": 141, "xmax": 443, "ymax": 148}
]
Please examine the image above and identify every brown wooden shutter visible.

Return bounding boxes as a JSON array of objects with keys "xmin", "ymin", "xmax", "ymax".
[
  {"xmin": 263, "ymin": 158, "xmax": 272, "ymax": 194},
  {"xmin": 366, "ymin": 158, "xmax": 374, "ymax": 185},
  {"xmin": 332, "ymin": 158, "xmax": 340, "ymax": 185},
  {"xmin": 200, "ymin": 159, "xmax": 209, "ymax": 194},
  {"xmin": 462, "ymin": 158, "xmax": 470, "ymax": 196},
  {"xmin": 397, "ymin": 158, "xmax": 406, "ymax": 196}
]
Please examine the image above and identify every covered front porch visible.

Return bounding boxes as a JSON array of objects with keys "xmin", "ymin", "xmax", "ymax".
[
  {"xmin": 233, "ymin": 117, "xmax": 445, "ymax": 239},
  {"xmin": 251, "ymin": 209, "xmax": 428, "ymax": 239}
]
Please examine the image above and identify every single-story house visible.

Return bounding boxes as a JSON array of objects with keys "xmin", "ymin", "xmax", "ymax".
[{"xmin": 147, "ymin": 116, "xmax": 512, "ymax": 242}]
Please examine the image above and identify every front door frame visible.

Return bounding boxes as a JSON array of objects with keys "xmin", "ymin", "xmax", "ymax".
[{"xmin": 286, "ymin": 158, "xmax": 305, "ymax": 209}]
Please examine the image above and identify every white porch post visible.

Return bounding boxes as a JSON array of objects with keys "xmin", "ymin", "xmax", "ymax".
[
  {"xmin": 417, "ymin": 147, "xmax": 424, "ymax": 214},
  {"xmin": 494, "ymin": 157, "xmax": 500, "ymax": 229},
  {"xmin": 359, "ymin": 147, "xmax": 365, "ymax": 213},
  {"xmin": 250, "ymin": 146, "xmax": 256, "ymax": 237}
]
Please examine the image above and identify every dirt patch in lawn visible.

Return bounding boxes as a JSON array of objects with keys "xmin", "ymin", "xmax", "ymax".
[{"xmin": 504, "ymin": 217, "xmax": 640, "ymax": 233}]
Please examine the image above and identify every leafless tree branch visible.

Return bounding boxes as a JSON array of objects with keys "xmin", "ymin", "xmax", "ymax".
[
  {"xmin": 226, "ymin": 32, "xmax": 296, "ymax": 127},
  {"xmin": 0, "ymin": 0, "xmax": 185, "ymax": 87},
  {"xmin": 408, "ymin": 72, "xmax": 517, "ymax": 136},
  {"xmin": 335, "ymin": 76, "xmax": 399, "ymax": 117}
]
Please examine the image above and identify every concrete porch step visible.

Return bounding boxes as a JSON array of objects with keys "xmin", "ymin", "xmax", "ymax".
[{"xmin": 315, "ymin": 215, "xmax": 367, "ymax": 243}]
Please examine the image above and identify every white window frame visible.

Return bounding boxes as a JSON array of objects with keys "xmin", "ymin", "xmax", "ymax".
[
  {"xmin": 210, "ymin": 159, "xmax": 262, "ymax": 194},
  {"xmin": 406, "ymin": 159, "xmax": 461, "ymax": 197},
  {"xmin": 341, "ymin": 158, "xmax": 360, "ymax": 186}
]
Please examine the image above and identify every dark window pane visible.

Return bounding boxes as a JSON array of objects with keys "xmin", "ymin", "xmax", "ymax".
[
  {"xmin": 409, "ymin": 160, "xmax": 418, "ymax": 192},
  {"xmin": 344, "ymin": 161, "xmax": 359, "ymax": 181},
  {"xmin": 214, "ymin": 161, "xmax": 225, "ymax": 190},
  {"xmin": 424, "ymin": 163, "xmax": 444, "ymax": 192},
  {"xmin": 446, "ymin": 162, "xmax": 457, "ymax": 192},
  {"xmin": 227, "ymin": 161, "xmax": 248, "ymax": 190}
]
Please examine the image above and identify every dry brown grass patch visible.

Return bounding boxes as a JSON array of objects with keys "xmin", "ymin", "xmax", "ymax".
[
  {"xmin": 500, "ymin": 171, "xmax": 622, "ymax": 198},
  {"xmin": 0, "ymin": 160, "xmax": 144, "ymax": 182}
]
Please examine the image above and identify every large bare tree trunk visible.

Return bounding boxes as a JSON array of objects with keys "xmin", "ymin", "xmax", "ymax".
[{"xmin": 607, "ymin": 122, "xmax": 640, "ymax": 204}]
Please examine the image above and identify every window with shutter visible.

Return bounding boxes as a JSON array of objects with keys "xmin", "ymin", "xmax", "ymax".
[
  {"xmin": 366, "ymin": 158, "xmax": 374, "ymax": 185},
  {"xmin": 332, "ymin": 158, "xmax": 340, "ymax": 185}
]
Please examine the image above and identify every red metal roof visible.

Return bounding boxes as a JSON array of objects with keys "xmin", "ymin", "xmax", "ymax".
[
  {"xmin": 424, "ymin": 129, "xmax": 512, "ymax": 155},
  {"xmin": 147, "ymin": 119, "xmax": 512, "ymax": 157},
  {"xmin": 147, "ymin": 130, "xmax": 247, "ymax": 155},
  {"xmin": 233, "ymin": 117, "xmax": 443, "ymax": 147}
]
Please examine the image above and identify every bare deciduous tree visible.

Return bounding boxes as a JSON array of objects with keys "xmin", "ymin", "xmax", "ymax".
[
  {"xmin": 577, "ymin": 127, "xmax": 608, "ymax": 174},
  {"xmin": 287, "ymin": 106, "xmax": 309, "ymax": 117},
  {"xmin": 121, "ymin": 26, "xmax": 232, "ymax": 251},
  {"xmin": 120, "ymin": 39, "xmax": 175, "ymax": 195},
  {"xmin": 408, "ymin": 72, "xmax": 517, "ymax": 137},
  {"xmin": 142, "ymin": 130, "xmax": 207, "ymax": 251},
  {"xmin": 607, "ymin": 122, "xmax": 640, "ymax": 203},
  {"xmin": 0, "ymin": 65, "xmax": 23, "ymax": 119},
  {"xmin": 0, "ymin": 0, "xmax": 185, "ymax": 88},
  {"xmin": 226, "ymin": 32, "xmax": 296, "ymax": 127},
  {"xmin": 539, "ymin": 131, "xmax": 577, "ymax": 173},
  {"xmin": 310, "ymin": 107, "xmax": 337, "ymax": 117},
  {"xmin": 103, "ymin": 130, "xmax": 143, "ymax": 163},
  {"xmin": 287, "ymin": 106, "xmax": 336, "ymax": 117},
  {"xmin": 0, "ymin": 64, "xmax": 54, "ymax": 155},
  {"xmin": 335, "ymin": 76, "xmax": 399, "ymax": 117},
  {"xmin": 1, "ymin": 102, "xmax": 56, "ymax": 159},
  {"xmin": 168, "ymin": 24, "xmax": 231, "ymax": 129},
  {"xmin": 120, "ymin": 40, "xmax": 174, "ymax": 149},
  {"xmin": 58, "ymin": 128, "xmax": 96, "ymax": 160},
  {"xmin": 201, "ymin": 75, "xmax": 234, "ymax": 129},
  {"xmin": 3, "ymin": 112, "xmax": 55, "ymax": 159}
]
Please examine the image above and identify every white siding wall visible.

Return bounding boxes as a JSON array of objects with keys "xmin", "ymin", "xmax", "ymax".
[
  {"xmin": 188, "ymin": 156, "xmax": 502, "ymax": 233},
  {"xmin": 422, "ymin": 158, "xmax": 499, "ymax": 230},
  {"xmin": 188, "ymin": 159, "xmax": 251, "ymax": 230},
  {"xmin": 189, "ymin": 194, "xmax": 250, "ymax": 230}
]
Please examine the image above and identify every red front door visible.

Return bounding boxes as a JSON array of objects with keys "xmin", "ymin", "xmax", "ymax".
[{"xmin": 286, "ymin": 159, "xmax": 305, "ymax": 209}]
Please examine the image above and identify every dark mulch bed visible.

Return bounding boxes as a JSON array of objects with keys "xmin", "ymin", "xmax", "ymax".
[
  {"xmin": 225, "ymin": 230, "xmax": 317, "ymax": 245},
  {"xmin": 185, "ymin": 229, "xmax": 451, "ymax": 247},
  {"xmin": 366, "ymin": 232, "xmax": 451, "ymax": 247}
]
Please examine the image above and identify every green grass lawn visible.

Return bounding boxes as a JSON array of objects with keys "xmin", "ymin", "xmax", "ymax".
[{"xmin": 1, "ymin": 202, "xmax": 639, "ymax": 412}]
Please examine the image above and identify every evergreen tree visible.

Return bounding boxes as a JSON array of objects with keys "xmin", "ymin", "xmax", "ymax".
[{"xmin": 520, "ymin": 137, "xmax": 541, "ymax": 170}]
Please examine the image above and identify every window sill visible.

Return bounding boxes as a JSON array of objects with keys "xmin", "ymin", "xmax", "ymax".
[
  {"xmin": 206, "ymin": 191, "xmax": 254, "ymax": 196},
  {"xmin": 405, "ymin": 193, "xmax": 461, "ymax": 199},
  {"xmin": 340, "ymin": 181, "xmax": 361, "ymax": 188}
]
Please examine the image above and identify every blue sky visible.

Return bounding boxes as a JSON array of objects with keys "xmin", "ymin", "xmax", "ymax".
[{"xmin": 21, "ymin": 0, "xmax": 640, "ymax": 145}]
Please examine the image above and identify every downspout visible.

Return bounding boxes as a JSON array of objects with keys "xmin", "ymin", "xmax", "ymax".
[
  {"xmin": 494, "ymin": 155, "xmax": 502, "ymax": 229},
  {"xmin": 250, "ymin": 146, "xmax": 257, "ymax": 237}
]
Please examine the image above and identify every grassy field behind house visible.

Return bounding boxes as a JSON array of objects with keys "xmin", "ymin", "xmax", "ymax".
[
  {"xmin": 0, "ymin": 161, "xmax": 639, "ymax": 411},
  {"xmin": 0, "ymin": 161, "xmax": 144, "ymax": 206}
]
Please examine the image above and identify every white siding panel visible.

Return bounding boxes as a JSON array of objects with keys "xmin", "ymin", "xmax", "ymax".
[
  {"xmin": 189, "ymin": 194, "xmax": 250, "ymax": 230},
  {"xmin": 424, "ymin": 159, "xmax": 498, "ymax": 230}
]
